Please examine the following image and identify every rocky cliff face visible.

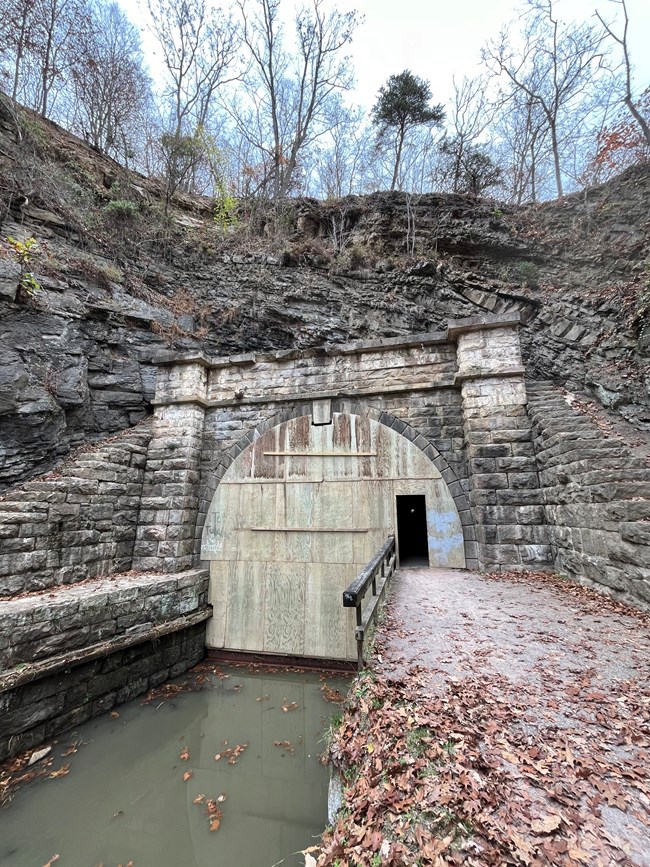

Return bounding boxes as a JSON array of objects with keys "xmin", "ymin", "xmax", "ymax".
[{"xmin": 0, "ymin": 101, "xmax": 648, "ymax": 489}]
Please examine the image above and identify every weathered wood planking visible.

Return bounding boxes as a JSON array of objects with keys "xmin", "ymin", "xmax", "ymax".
[
  {"xmin": 303, "ymin": 563, "xmax": 360, "ymax": 660},
  {"xmin": 263, "ymin": 562, "xmax": 305, "ymax": 655},
  {"xmin": 201, "ymin": 412, "xmax": 465, "ymax": 659}
]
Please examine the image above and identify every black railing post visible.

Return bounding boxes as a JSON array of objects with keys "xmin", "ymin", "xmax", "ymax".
[{"xmin": 343, "ymin": 535, "xmax": 397, "ymax": 669}]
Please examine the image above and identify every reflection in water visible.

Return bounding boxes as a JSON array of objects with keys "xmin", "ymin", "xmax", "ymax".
[{"xmin": 0, "ymin": 664, "xmax": 349, "ymax": 867}]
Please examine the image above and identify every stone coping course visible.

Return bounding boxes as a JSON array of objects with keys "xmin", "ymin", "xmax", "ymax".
[{"xmin": 0, "ymin": 568, "xmax": 210, "ymax": 678}]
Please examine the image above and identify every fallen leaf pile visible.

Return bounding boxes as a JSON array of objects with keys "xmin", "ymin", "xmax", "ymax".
[
  {"xmin": 0, "ymin": 741, "xmax": 79, "ymax": 806},
  {"xmin": 192, "ymin": 792, "xmax": 227, "ymax": 833},
  {"xmin": 214, "ymin": 743, "xmax": 249, "ymax": 765},
  {"xmin": 316, "ymin": 569, "xmax": 650, "ymax": 866}
]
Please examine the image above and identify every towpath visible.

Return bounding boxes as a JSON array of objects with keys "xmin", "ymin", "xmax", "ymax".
[{"xmin": 319, "ymin": 568, "xmax": 650, "ymax": 867}]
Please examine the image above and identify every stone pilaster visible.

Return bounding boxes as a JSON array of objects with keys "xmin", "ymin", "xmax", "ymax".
[
  {"xmin": 133, "ymin": 360, "xmax": 208, "ymax": 572},
  {"xmin": 449, "ymin": 315, "xmax": 551, "ymax": 571}
]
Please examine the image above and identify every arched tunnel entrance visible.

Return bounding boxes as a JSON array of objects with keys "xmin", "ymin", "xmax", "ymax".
[{"xmin": 201, "ymin": 411, "xmax": 465, "ymax": 661}]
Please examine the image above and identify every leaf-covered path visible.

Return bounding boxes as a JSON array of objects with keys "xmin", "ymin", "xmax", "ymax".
[{"xmin": 318, "ymin": 568, "xmax": 650, "ymax": 867}]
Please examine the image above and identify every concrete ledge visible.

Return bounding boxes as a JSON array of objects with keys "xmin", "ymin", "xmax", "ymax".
[
  {"xmin": 151, "ymin": 329, "xmax": 451, "ymax": 370},
  {"xmin": 0, "ymin": 568, "xmax": 210, "ymax": 675},
  {"xmin": 0, "ymin": 606, "xmax": 211, "ymax": 693},
  {"xmin": 447, "ymin": 313, "xmax": 521, "ymax": 339},
  {"xmin": 154, "ymin": 378, "xmax": 459, "ymax": 410},
  {"xmin": 454, "ymin": 365, "xmax": 526, "ymax": 385}
]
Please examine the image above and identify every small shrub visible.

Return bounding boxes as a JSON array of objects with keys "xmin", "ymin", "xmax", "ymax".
[
  {"xmin": 345, "ymin": 244, "xmax": 367, "ymax": 269},
  {"xmin": 515, "ymin": 260, "xmax": 540, "ymax": 288},
  {"xmin": 103, "ymin": 199, "xmax": 139, "ymax": 220},
  {"xmin": 3, "ymin": 235, "xmax": 41, "ymax": 300}
]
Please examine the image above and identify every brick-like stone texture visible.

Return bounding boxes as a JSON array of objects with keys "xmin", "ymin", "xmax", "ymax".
[
  {"xmin": 457, "ymin": 326, "xmax": 551, "ymax": 570},
  {"xmin": 527, "ymin": 382, "xmax": 650, "ymax": 610},
  {"xmin": 133, "ymin": 395, "xmax": 206, "ymax": 573},
  {"xmin": 0, "ymin": 425, "xmax": 151, "ymax": 596},
  {"xmin": 0, "ymin": 622, "xmax": 206, "ymax": 762},
  {"xmin": 0, "ymin": 569, "xmax": 209, "ymax": 673}
]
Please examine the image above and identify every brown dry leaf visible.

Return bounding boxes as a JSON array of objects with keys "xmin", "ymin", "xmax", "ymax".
[
  {"xmin": 282, "ymin": 701, "xmax": 299, "ymax": 712},
  {"xmin": 568, "ymin": 845, "xmax": 593, "ymax": 864},
  {"xmin": 48, "ymin": 765, "xmax": 70, "ymax": 779},
  {"xmin": 206, "ymin": 799, "xmax": 222, "ymax": 816},
  {"xmin": 192, "ymin": 794, "xmax": 205, "ymax": 804},
  {"xmin": 532, "ymin": 814, "xmax": 562, "ymax": 834},
  {"xmin": 42, "ymin": 856, "xmax": 60, "ymax": 867},
  {"xmin": 209, "ymin": 817, "xmax": 221, "ymax": 832},
  {"xmin": 110, "ymin": 711, "xmax": 120, "ymax": 719},
  {"xmin": 183, "ymin": 771, "xmax": 193, "ymax": 782},
  {"xmin": 179, "ymin": 746, "xmax": 190, "ymax": 761}
]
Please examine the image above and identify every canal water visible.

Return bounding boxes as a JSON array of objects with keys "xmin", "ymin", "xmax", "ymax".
[{"xmin": 0, "ymin": 663, "xmax": 349, "ymax": 867}]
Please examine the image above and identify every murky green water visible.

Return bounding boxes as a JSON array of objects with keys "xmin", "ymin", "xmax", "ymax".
[{"xmin": 0, "ymin": 664, "xmax": 349, "ymax": 867}]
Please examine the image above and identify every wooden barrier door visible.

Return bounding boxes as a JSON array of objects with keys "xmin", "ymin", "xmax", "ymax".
[{"xmin": 201, "ymin": 413, "xmax": 465, "ymax": 661}]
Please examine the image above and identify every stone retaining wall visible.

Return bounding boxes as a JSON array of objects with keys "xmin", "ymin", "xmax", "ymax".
[
  {"xmin": 0, "ymin": 622, "xmax": 206, "ymax": 762},
  {"xmin": 0, "ymin": 568, "xmax": 210, "ymax": 761},
  {"xmin": 0, "ymin": 425, "xmax": 151, "ymax": 596},
  {"xmin": 527, "ymin": 383, "xmax": 650, "ymax": 609},
  {"xmin": 0, "ymin": 570, "xmax": 209, "ymax": 673}
]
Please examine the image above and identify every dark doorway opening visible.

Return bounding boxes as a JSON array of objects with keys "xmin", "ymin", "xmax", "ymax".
[{"xmin": 396, "ymin": 495, "xmax": 429, "ymax": 567}]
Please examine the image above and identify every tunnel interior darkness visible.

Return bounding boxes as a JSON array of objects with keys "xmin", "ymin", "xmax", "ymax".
[{"xmin": 396, "ymin": 495, "xmax": 430, "ymax": 567}]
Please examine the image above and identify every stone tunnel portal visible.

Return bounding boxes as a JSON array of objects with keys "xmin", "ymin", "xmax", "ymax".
[{"xmin": 201, "ymin": 411, "xmax": 465, "ymax": 662}]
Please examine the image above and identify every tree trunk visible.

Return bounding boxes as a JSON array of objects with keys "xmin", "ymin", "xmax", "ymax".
[
  {"xmin": 549, "ymin": 120, "xmax": 563, "ymax": 198},
  {"xmin": 624, "ymin": 95, "xmax": 650, "ymax": 147},
  {"xmin": 391, "ymin": 127, "xmax": 405, "ymax": 191}
]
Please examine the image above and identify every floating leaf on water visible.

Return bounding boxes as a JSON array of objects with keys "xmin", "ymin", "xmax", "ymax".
[
  {"xmin": 217, "ymin": 792, "xmax": 227, "ymax": 803},
  {"xmin": 183, "ymin": 771, "xmax": 193, "ymax": 782},
  {"xmin": 48, "ymin": 765, "xmax": 70, "ymax": 779},
  {"xmin": 179, "ymin": 747, "xmax": 190, "ymax": 761},
  {"xmin": 110, "ymin": 711, "xmax": 120, "ymax": 719},
  {"xmin": 42, "ymin": 856, "xmax": 59, "ymax": 867},
  {"xmin": 192, "ymin": 794, "xmax": 205, "ymax": 804},
  {"xmin": 209, "ymin": 817, "xmax": 221, "ymax": 832}
]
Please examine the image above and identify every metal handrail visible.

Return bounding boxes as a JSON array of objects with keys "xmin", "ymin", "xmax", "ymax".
[{"xmin": 342, "ymin": 535, "xmax": 396, "ymax": 667}]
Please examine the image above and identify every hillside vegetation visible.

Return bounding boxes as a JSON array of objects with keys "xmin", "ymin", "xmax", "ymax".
[{"xmin": 1, "ymin": 100, "xmax": 649, "ymax": 489}]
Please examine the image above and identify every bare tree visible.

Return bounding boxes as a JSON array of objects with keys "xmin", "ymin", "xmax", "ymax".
[
  {"xmin": 493, "ymin": 87, "xmax": 551, "ymax": 202},
  {"xmin": 0, "ymin": 0, "xmax": 86, "ymax": 117},
  {"xmin": 233, "ymin": 0, "xmax": 359, "ymax": 198},
  {"xmin": 70, "ymin": 2, "xmax": 152, "ymax": 163},
  {"xmin": 442, "ymin": 76, "xmax": 492, "ymax": 193},
  {"xmin": 596, "ymin": 0, "xmax": 650, "ymax": 146},
  {"xmin": 309, "ymin": 97, "xmax": 369, "ymax": 197},
  {"xmin": 36, "ymin": 0, "xmax": 88, "ymax": 118},
  {"xmin": 147, "ymin": 0, "xmax": 240, "ymax": 140},
  {"xmin": 0, "ymin": 0, "xmax": 36, "ymax": 104},
  {"xmin": 483, "ymin": 0, "xmax": 607, "ymax": 197}
]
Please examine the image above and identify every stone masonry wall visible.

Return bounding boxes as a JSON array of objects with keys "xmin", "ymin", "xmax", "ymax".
[
  {"xmin": 132, "ymin": 399, "xmax": 205, "ymax": 573},
  {"xmin": 527, "ymin": 382, "xmax": 650, "ymax": 610},
  {"xmin": 454, "ymin": 320, "xmax": 551, "ymax": 570},
  {"xmin": 154, "ymin": 333, "xmax": 457, "ymax": 406},
  {"xmin": 0, "ymin": 569, "xmax": 210, "ymax": 761},
  {"xmin": 0, "ymin": 622, "xmax": 206, "ymax": 762},
  {"xmin": 0, "ymin": 424, "xmax": 152, "ymax": 597},
  {"xmin": 0, "ymin": 570, "xmax": 209, "ymax": 673}
]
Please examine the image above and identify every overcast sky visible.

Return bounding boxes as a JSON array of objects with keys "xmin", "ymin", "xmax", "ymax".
[{"xmin": 124, "ymin": 0, "xmax": 650, "ymax": 112}]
